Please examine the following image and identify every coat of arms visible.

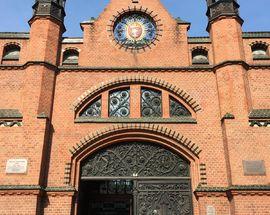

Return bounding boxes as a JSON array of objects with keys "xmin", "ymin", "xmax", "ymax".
[{"xmin": 127, "ymin": 22, "xmax": 143, "ymax": 40}]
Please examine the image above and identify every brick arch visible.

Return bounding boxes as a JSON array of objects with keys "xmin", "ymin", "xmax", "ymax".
[
  {"xmin": 72, "ymin": 76, "xmax": 201, "ymax": 113},
  {"xmin": 3, "ymin": 42, "xmax": 21, "ymax": 48},
  {"xmin": 70, "ymin": 124, "xmax": 201, "ymax": 160},
  {"xmin": 63, "ymin": 47, "xmax": 80, "ymax": 52},
  {"xmin": 249, "ymin": 41, "xmax": 269, "ymax": 47},
  {"xmin": 68, "ymin": 124, "xmax": 201, "ymax": 186},
  {"xmin": 191, "ymin": 46, "xmax": 209, "ymax": 52}
]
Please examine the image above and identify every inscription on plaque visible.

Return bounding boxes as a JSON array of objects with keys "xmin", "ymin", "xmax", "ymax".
[
  {"xmin": 207, "ymin": 206, "xmax": 216, "ymax": 215},
  {"xmin": 243, "ymin": 160, "xmax": 266, "ymax": 176},
  {"xmin": 6, "ymin": 159, "xmax": 28, "ymax": 174}
]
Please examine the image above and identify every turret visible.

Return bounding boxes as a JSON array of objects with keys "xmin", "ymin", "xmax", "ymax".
[
  {"xmin": 206, "ymin": 0, "xmax": 244, "ymax": 63},
  {"xmin": 206, "ymin": 0, "xmax": 241, "ymax": 24},
  {"xmin": 32, "ymin": 0, "xmax": 66, "ymax": 22}
]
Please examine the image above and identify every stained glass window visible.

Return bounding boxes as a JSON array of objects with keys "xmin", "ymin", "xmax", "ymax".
[
  {"xmin": 80, "ymin": 97, "xmax": 102, "ymax": 117},
  {"xmin": 170, "ymin": 97, "xmax": 191, "ymax": 117},
  {"xmin": 109, "ymin": 89, "xmax": 130, "ymax": 117},
  {"xmin": 141, "ymin": 88, "xmax": 162, "ymax": 117},
  {"xmin": 113, "ymin": 13, "xmax": 157, "ymax": 49}
]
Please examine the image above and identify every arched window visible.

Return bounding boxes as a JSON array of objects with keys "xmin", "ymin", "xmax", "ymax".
[
  {"xmin": 141, "ymin": 88, "xmax": 162, "ymax": 117},
  {"xmin": 192, "ymin": 48, "xmax": 209, "ymax": 65},
  {"xmin": 170, "ymin": 96, "xmax": 191, "ymax": 117},
  {"xmin": 2, "ymin": 44, "xmax": 20, "ymax": 62},
  {"xmin": 251, "ymin": 42, "xmax": 269, "ymax": 60},
  {"xmin": 76, "ymin": 84, "xmax": 196, "ymax": 123},
  {"xmin": 109, "ymin": 88, "xmax": 130, "ymax": 117},
  {"xmin": 80, "ymin": 97, "xmax": 102, "ymax": 117},
  {"xmin": 62, "ymin": 49, "xmax": 79, "ymax": 65}
]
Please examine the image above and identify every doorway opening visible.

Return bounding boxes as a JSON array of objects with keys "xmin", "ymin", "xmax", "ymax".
[
  {"xmin": 77, "ymin": 142, "xmax": 194, "ymax": 215},
  {"xmin": 79, "ymin": 180, "xmax": 133, "ymax": 215}
]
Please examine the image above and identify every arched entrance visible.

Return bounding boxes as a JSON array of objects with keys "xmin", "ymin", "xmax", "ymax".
[{"xmin": 77, "ymin": 141, "xmax": 193, "ymax": 215}]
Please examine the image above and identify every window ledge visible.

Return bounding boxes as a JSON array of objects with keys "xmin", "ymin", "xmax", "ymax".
[
  {"xmin": 2, "ymin": 57, "xmax": 19, "ymax": 61},
  {"xmin": 253, "ymin": 56, "xmax": 270, "ymax": 61},
  {"xmin": 75, "ymin": 117, "xmax": 197, "ymax": 124}
]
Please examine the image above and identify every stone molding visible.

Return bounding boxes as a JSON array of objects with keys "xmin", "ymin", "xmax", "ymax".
[
  {"xmin": 69, "ymin": 124, "xmax": 202, "ymax": 157},
  {"xmin": 0, "ymin": 109, "xmax": 23, "ymax": 127},
  {"xmin": 75, "ymin": 117, "xmax": 197, "ymax": 124},
  {"xmin": 195, "ymin": 185, "xmax": 270, "ymax": 197},
  {"xmin": 1, "ymin": 31, "xmax": 269, "ymax": 41},
  {"xmin": 0, "ymin": 61, "xmax": 58, "ymax": 71},
  {"xmin": 1, "ymin": 60, "xmax": 270, "ymax": 71},
  {"xmin": 72, "ymin": 76, "xmax": 201, "ymax": 113},
  {"xmin": 0, "ymin": 185, "xmax": 76, "ymax": 196},
  {"xmin": 249, "ymin": 109, "xmax": 270, "ymax": 127}
]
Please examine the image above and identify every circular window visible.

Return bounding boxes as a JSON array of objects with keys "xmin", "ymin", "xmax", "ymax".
[{"xmin": 113, "ymin": 13, "xmax": 157, "ymax": 50}]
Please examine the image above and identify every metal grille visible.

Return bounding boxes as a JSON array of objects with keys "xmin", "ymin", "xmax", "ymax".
[
  {"xmin": 109, "ymin": 89, "xmax": 130, "ymax": 117},
  {"xmin": 80, "ymin": 97, "xmax": 101, "ymax": 117},
  {"xmin": 136, "ymin": 180, "xmax": 193, "ymax": 215},
  {"xmin": 141, "ymin": 88, "xmax": 162, "ymax": 117},
  {"xmin": 81, "ymin": 142, "xmax": 190, "ymax": 178},
  {"xmin": 170, "ymin": 97, "xmax": 191, "ymax": 117}
]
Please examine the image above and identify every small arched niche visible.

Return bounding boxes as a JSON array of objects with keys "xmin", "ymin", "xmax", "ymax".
[
  {"xmin": 2, "ymin": 44, "xmax": 20, "ymax": 63},
  {"xmin": 191, "ymin": 48, "xmax": 209, "ymax": 65},
  {"xmin": 251, "ymin": 42, "xmax": 269, "ymax": 60},
  {"xmin": 62, "ymin": 49, "xmax": 79, "ymax": 65}
]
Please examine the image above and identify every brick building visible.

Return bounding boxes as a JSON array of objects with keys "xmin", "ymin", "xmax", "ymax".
[{"xmin": 0, "ymin": 0, "xmax": 269, "ymax": 214}]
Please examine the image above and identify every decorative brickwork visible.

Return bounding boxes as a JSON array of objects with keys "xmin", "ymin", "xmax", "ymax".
[
  {"xmin": 73, "ymin": 76, "xmax": 201, "ymax": 113},
  {"xmin": 0, "ymin": 0, "xmax": 270, "ymax": 214},
  {"xmin": 70, "ymin": 124, "xmax": 202, "ymax": 157}
]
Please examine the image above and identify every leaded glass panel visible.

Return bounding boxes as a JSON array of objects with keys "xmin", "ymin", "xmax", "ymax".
[
  {"xmin": 80, "ymin": 97, "xmax": 102, "ymax": 117},
  {"xmin": 141, "ymin": 88, "xmax": 162, "ymax": 117},
  {"xmin": 109, "ymin": 89, "xmax": 130, "ymax": 117},
  {"xmin": 170, "ymin": 97, "xmax": 191, "ymax": 117}
]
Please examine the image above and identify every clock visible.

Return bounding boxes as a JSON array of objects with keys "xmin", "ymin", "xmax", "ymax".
[{"xmin": 113, "ymin": 13, "xmax": 157, "ymax": 49}]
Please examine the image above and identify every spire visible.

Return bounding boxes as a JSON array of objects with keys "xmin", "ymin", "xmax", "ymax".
[
  {"xmin": 31, "ymin": 0, "xmax": 66, "ymax": 22},
  {"xmin": 206, "ymin": 0, "xmax": 242, "ymax": 23}
]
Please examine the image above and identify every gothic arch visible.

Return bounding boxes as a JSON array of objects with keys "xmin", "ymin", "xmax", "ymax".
[{"xmin": 72, "ymin": 76, "xmax": 201, "ymax": 114}]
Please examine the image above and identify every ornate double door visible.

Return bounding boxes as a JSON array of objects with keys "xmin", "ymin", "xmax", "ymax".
[{"xmin": 79, "ymin": 142, "xmax": 193, "ymax": 215}]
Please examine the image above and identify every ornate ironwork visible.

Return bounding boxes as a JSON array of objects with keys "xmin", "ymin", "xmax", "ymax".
[
  {"xmin": 109, "ymin": 89, "xmax": 130, "ymax": 117},
  {"xmin": 80, "ymin": 97, "xmax": 102, "ymax": 117},
  {"xmin": 136, "ymin": 180, "xmax": 193, "ymax": 215},
  {"xmin": 99, "ymin": 180, "xmax": 133, "ymax": 195},
  {"xmin": 113, "ymin": 13, "xmax": 157, "ymax": 49},
  {"xmin": 170, "ymin": 97, "xmax": 191, "ymax": 117},
  {"xmin": 81, "ymin": 142, "xmax": 190, "ymax": 178},
  {"xmin": 141, "ymin": 88, "xmax": 162, "ymax": 117}
]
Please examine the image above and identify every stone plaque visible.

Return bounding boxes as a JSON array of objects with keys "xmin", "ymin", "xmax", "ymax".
[
  {"xmin": 6, "ymin": 159, "xmax": 28, "ymax": 174},
  {"xmin": 243, "ymin": 160, "xmax": 266, "ymax": 176},
  {"xmin": 207, "ymin": 206, "xmax": 216, "ymax": 215}
]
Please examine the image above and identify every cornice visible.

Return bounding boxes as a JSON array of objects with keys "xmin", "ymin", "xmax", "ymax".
[
  {"xmin": 58, "ymin": 65, "xmax": 213, "ymax": 73},
  {"xmin": 75, "ymin": 117, "xmax": 197, "ymax": 124},
  {"xmin": 0, "ymin": 61, "xmax": 58, "ymax": 72},
  {"xmin": 1, "ymin": 31, "xmax": 270, "ymax": 41},
  {"xmin": 195, "ymin": 185, "xmax": 270, "ymax": 197},
  {"xmin": 0, "ymin": 61, "xmax": 270, "ymax": 72},
  {"xmin": 0, "ymin": 185, "xmax": 76, "ymax": 196}
]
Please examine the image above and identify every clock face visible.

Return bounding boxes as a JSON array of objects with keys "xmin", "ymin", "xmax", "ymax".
[{"xmin": 113, "ymin": 13, "xmax": 157, "ymax": 49}]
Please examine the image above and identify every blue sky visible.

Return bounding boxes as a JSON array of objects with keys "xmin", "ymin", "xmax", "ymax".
[{"xmin": 0, "ymin": 0, "xmax": 269, "ymax": 36}]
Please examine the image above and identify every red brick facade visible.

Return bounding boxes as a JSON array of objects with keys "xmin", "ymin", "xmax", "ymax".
[{"xmin": 0, "ymin": 0, "xmax": 269, "ymax": 214}]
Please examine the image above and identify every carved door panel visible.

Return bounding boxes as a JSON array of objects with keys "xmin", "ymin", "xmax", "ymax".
[{"xmin": 134, "ymin": 180, "xmax": 193, "ymax": 215}]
